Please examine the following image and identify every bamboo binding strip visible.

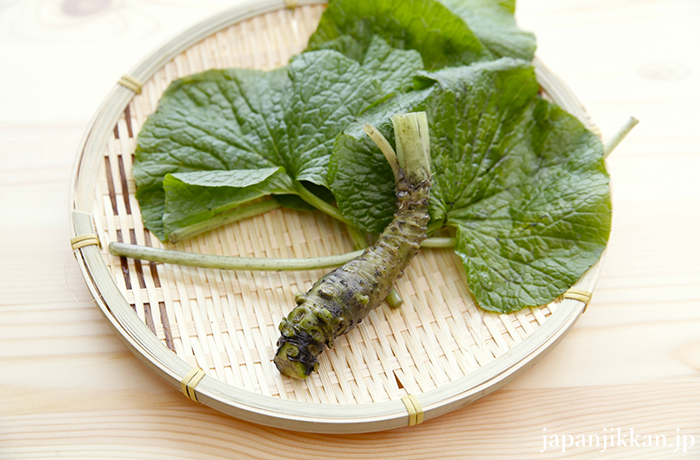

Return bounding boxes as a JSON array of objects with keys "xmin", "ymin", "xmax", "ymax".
[
  {"xmin": 68, "ymin": 0, "xmax": 605, "ymax": 433},
  {"xmin": 401, "ymin": 395, "xmax": 424, "ymax": 427},
  {"xmin": 117, "ymin": 75, "xmax": 143, "ymax": 94},
  {"xmin": 181, "ymin": 367, "xmax": 207, "ymax": 402},
  {"xmin": 562, "ymin": 288, "xmax": 593, "ymax": 313},
  {"xmin": 70, "ymin": 233, "xmax": 101, "ymax": 250}
]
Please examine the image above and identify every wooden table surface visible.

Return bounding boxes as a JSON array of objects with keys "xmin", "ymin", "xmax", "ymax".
[{"xmin": 1, "ymin": 0, "xmax": 698, "ymax": 458}]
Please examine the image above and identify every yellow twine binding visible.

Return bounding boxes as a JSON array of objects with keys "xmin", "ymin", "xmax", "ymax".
[
  {"xmin": 401, "ymin": 395, "xmax": 424, "ymax": 426},
  {"xmin": 285, "ymin": 0, "xmax": 298, "ymax": 9},
  {"xmin": 180, "ymin": 367, "xmax": 206, "ymax": 402},
  {"xmin": 117, "ymin": 75, "xmax": 143, "ymax": 94},
  {"xmin": 71, "ymin": 233, "xmax": 101, "ymax": 250},
  {"xmin": 563, "ymin": 288, "xmax": 593, "ymax": 313}
]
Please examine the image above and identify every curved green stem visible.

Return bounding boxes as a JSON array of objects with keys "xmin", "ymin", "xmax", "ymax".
[
  {"xmin": 293, "ymin": 182, "xmax": 352, "ymax": 225},
  {"xmin": 168, "ymin": 199, "xmax": 281, "ymax": 244},
  {"xmin": 110, "ymin": 242, "xmax": 363, "ymax": 271},
  {"xmin": 604, "ymin": 117, "xmax": 639, "ymax": 159},
  {"xmin": 347, "ymin": 225, "xmax": 369, "ymax": 250},
  {"xmin": 426, "ymin": 218, "xmax": 445, "ymax": 235},
  {"xmin": 362, "ymin": 123, "xmax": 400, "ymax": 181},
  {"xmin": 110, "ymin": 236, "xmax": 456, "ymax": 272}
]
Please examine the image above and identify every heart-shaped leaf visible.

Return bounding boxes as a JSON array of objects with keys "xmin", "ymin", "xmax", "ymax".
[{"xmin": 329, "ymin": 58, "xmax": 611, "ymax": 312}]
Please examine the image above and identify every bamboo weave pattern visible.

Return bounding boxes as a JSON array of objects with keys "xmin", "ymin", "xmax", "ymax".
[{"xmin": 92, "ymin": 5, "xmax": 559, "ymax": 405}]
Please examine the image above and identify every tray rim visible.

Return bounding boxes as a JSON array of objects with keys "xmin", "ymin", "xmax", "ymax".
[{"xmin": 69, "ymin": 0, "xmax": 601, "ymax": 434}]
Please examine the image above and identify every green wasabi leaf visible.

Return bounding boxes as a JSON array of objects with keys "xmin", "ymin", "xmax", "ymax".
[
  {"xmin": 424, "ymin": 62, "xmax": 610, "ymax": 313},
  {"xmin": 328, "ymin": 133, "xmax": 396, "ymax": 234},
  {"xmin": 162, "ymin": 167, "xmax": 293, "ymax": 237},
  {"xmin": 133, "ymin": 66, "xmax": 289, "ymax": 240},
  {"xmin": 439, "ymin": 0, "xmax": 536, "ymax": 60},
  {"xmin": 282, "ymin": 52, "xmax": 383, "ymax": 186},
  {"xmin": 306, "ymin": 0, "xmax": 493, "ymax": 70},
  {"xmin": 361, "ymin": 36, "xmax": 424, "ymax": 94},
  {"xmin": 313, "ymin": 35, "xmax": 365, "ymax": 62},
  {"xmin": 134, "ymin": 50, "xmax": 383, "ymax": 241},
  {"xmin": 314, "ymin": 35, "xmax": 424, "ymax": 95},
  {"xmin": 329, "ymin": 58, "xmax": 611, "ymax": 313}
]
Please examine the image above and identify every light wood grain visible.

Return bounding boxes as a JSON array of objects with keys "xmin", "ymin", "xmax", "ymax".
[{"xmin": 1, "ymin": 0, "xmax": 699, "ymax": 457}]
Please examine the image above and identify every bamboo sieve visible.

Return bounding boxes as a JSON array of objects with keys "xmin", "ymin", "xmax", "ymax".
[{"xmin": 69, "ymin": 0, "xmax": 604, "ymax": 433}]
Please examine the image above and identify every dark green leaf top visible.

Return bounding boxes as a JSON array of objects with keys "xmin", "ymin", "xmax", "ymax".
[
  {"xmin": 306, "ymin": 0, "xmax": 493, "ymax": 69},
  {"xmin": 356, "ymin": 36, "xmax": 424, "ymax": 94}
]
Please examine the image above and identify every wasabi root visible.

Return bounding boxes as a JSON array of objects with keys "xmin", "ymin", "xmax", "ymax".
[{"xmin": 274, "ymin": 112, "xmax": 431, "ymax": 379}]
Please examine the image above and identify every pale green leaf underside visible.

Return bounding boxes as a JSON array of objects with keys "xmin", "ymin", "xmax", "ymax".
[{"xmin": 162, "ymin": 168, "xmax": 293, "ymax": 237}]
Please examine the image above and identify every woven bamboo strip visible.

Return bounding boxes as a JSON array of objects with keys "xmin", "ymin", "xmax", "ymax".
[{"xmin": 70, "ymin": 0, "xmax": 603, "ymax": 433}]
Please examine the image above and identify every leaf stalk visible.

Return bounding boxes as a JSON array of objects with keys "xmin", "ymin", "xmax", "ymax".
[
  {"xmin": 109, "ymin": 236, "xmax": 456, "ymax": 272},
  {"xmin": 110, "ymin": 242, "xmax": 364, "ymax": 271},
  {"xmin": 604, "ymin": 117, "xmax": 639, "ymax": 159},
  {"xmin": 293, "ymin": 181, "xmax": 353, "ymax": 225}
]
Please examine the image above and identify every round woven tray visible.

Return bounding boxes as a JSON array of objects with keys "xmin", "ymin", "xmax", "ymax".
[{"xmin": 69, "ymin": 0, "xmax": 603, "ymax": 434}]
